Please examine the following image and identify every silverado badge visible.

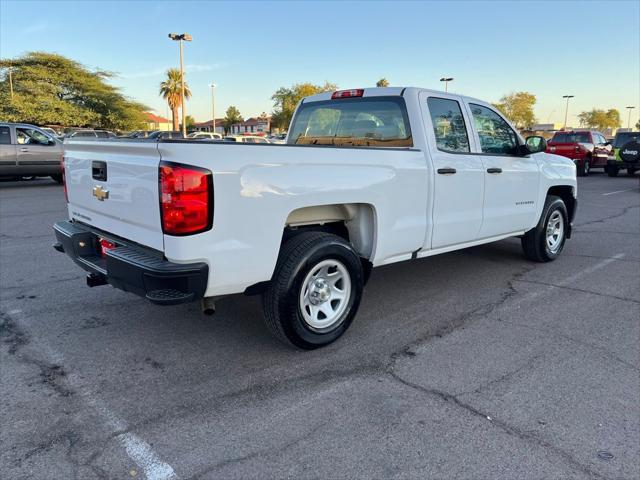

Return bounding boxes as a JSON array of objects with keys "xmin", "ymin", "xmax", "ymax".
[{"xmin": 92, "ymin": 185, "xmax": 109, "ymax": 201}]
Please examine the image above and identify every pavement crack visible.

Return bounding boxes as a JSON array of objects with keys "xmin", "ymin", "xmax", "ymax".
[
  {"xmin": 574, "ymin": 204, "xmax": 639, "ymax": 228},
  {"xmin": 387, "ymin": 370, "xmax": 609, "ymax": 480},
  {"xmin": 515, "ymin": 278, "xmax": 640, "ymax": 304},
  {"xmin": 186, "ymin": 420, "xmax": 328, "ymax": 479},
  {"xmin": 499, "ymin": 319, "xmax": 639, "ymax": 373}
]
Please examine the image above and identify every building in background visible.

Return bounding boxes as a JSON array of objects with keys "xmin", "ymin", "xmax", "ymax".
[
  {"xmin": 144, "ymin": 112, "xmax": 172, "ymax": 131},
  {"xmin": 191, "ymin": 119, "xmax": 225, "ymax": 134},
  {"xmin": 230, "ymin": 116, "xmax": 271, "ymax": 135}
]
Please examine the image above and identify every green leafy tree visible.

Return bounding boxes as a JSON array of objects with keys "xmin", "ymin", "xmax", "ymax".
[
  {"xmin": 0, "ymin": 52, "xmax": 147, "ymax": 129},
  {"xmin": 185, "ymin": 115, "xmax": 195, "ymax": 131},
  {"xmin": 376, "ymin": 78, "xmax": 390, "ymax": 87},
  {"xmin": 577, "ymin": 109, "xmax": 621, "ymax": 131},
  {"xmin": 271, "ymin": 81, "xmax": 338, "ymax": 131},
  {"xmin": 159, "ymin": 68, "xmax": 191, "ymax": 131},
  {"xmin": 493, "ymin": 92, "xmax": 537, "ymax": 129},
  {"xmin": 223, "ymin": 106, "xmax": 243, "ymax": 134}
]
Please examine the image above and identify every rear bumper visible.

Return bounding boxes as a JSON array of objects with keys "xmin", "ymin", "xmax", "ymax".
[{"xmin": 53, "ymin": 221, "xmax": 208, "ymax": 305}]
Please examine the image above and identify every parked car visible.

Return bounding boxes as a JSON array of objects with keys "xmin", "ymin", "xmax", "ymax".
[
  {"xmin": 268, "ymin": 133, "xmax": 287, "ymax": 144},
  {"xmin": 223, "ymin": 135, "xmax": 270, "ymax": 143},
  {"xmin": 147, "ymin": 131, "xmax": 184, "ymax": 140},
  {"xmin": 54, "ymin": 87, "xmax": 576, "ymax": 349},
  {"xmin": 40, "ymin": 127, "xmax": 60, "ymax": 138},
  {"xmin": 187, "ymin": 132, "xmax": 223, "ymax": 140},
  {"xmin": 126, "ymin": 130, "xmax": 157, "ymax": 139},
  {"xmin": 545, "ymin": 130, "xmax": 612, "ymax": 176},
  {"xmin": 67, "ymin": 129, "xmax": 118, "ymax": 139},
  {"xmin": 0, "ymin": 123, "xmax": 64, "ymax": 182},
  {"xmin": 607, "ymin": 131, "xmax": 640, "ymax": 176}
]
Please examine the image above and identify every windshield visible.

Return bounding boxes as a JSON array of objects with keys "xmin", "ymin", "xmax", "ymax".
[
  {"xmin": 550, "ymin": 132, "xmax": 591, "ymax": 143},
  {"xmin": 288, "ymin": 96, "xmax": 412, "ymax": 147},
  {"xmin": 613, "ymin": 132, "xmax": 639, "ymax": 147}
]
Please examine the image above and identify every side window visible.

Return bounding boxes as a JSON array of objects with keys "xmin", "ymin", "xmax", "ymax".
[
  {"xmin": 426, "ymin": 97, "xmax": 470, "ymax": 153},
  {"xmin": 0, "ymin": 127, "xmax": 10, "ymax": 145},
  {"xmin": 470, "ymin": 104, "xmax": 518, "ymax": 155}
]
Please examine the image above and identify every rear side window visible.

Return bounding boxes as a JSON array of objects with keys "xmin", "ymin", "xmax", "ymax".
[
  {"xmin": 0, "ymin": 127, "xmax": 10, "ymax": 145},
  {"xmin": 288, "ymin": 96, "xmax": 412, "ymax": 147},
  {"xmin": 426, "ymin": 97, "xmax": 470, "ymax": 153}
]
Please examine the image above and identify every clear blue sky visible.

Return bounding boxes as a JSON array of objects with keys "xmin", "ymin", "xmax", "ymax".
[{"xmin": 1, "ymin": 0, "xmax": 639, "ymax": 128}]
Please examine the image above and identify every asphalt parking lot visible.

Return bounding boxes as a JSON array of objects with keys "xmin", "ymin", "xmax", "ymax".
[{"xmin": 1, "ymin": 173, "xmax": 638, "ymax": 480}]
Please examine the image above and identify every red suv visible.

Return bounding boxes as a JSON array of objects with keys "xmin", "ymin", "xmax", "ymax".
[{"xmin": 545, "ymin": 130, "xmax": 612, "ymax": 176}]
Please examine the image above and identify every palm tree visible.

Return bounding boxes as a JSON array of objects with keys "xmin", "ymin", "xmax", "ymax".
[{"xmin": 159, "ymin": 68, "xmax": 191, "ymax": 130}]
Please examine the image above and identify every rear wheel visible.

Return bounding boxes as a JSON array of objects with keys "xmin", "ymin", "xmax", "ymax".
[
  {"xmin": 577, "ymin": 157, "xmax": 590, "ymax": 177},
  {"xmin": 607, "ymin": 165, "xmax": 619, "ymax": 177},
  {"xmin": 262, "ymin": 231, "xmax": 364, "ymax": 349},
  {"xmin": 50, "ymin": 174, "xmax": 63, "ymax": 184},
  {"xmin": 628, "ymin": 167, "xmax": 637, "ymax": 176},
  {"xmin": 521, "ymin": 196, "xmax": 568, "ymax": 262}
]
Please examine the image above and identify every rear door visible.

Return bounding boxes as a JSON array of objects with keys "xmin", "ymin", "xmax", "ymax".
[
  {"xmin": 466, "ymin": 103, "xmax": 539, "ymax": 237},
  {"xmin": 420, "ymin": 93, "xmax": 484, "ymax": 249},
  {"xmin": 64, "ymin": 140, "xmax": 164, "ymax": 251},
  {"xmin": 0, "ymin": 125, "xmax": 17, "ymax": 172}
]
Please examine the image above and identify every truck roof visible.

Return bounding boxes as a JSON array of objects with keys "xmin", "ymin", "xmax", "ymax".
[{"xmin": 301, "ymin": 86, "xmax": 488, "ymax": 106}]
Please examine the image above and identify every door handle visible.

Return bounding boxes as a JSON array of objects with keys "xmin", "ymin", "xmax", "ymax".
[
  {"xmin": 437, "ymin": 168, "xmax": 457, "ymax": 175},
  {"xmin": 487, "ymin": 168, "xmax": 502, "ymax": 174}
]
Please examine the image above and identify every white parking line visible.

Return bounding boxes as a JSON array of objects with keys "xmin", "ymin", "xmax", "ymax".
[
  {"xmin": 602, "ymin": 188, "xmax": 636, "ymax": 196},
  {"xmin": 2, "ymin": 307, "xmax": 177, "ymax": 480}
]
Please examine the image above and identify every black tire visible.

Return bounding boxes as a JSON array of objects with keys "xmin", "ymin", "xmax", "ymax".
[
  {"xmin": 50, "ymin": 174, "xmax": 63, "ymax": 184},
  {"xmin": 262, "ymin": 231, "xmax": 364, "ymax": 349},
  {"xmin": 576, "ymin": 157, "xmax": 590, "ymax": 177},
  {"xmin": 607, "ymin": 165, "xmax": 619, "ymax": 177},
  {"xmin": 521, "ymin": 196, "xmax": 568, "ymax": 262},
  {"xmin": 628, "ymin": 167, "xmax": 637, "ymax": 176}
]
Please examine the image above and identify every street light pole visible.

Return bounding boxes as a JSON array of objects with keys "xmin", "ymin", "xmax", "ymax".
[
  {"xmin": 562, "ymin": 95, "xmax": 574, "ymax": 129},
  {"xmin": 626, "ymin": 106, "xmax": 636, "ymax": 129},
  {"xmin": 210, "ymin": 83, "xmax": 217, "ymax": 134},
  {"xmin": 440, "ymin": 77, "xmax": 454, "ymax": 92},
  {"xmin": 168, "ymin": 33, "xmax": 192, "ymax": 137}
]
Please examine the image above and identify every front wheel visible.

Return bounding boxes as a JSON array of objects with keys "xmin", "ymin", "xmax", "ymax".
[
  {"xmin": 521, "ymin": 196, "xmax": 568, "ymax": 262},
  {"xmin": 262, "ymin": 231, "xmax": 364, "ymax": 349},
  {"xmin": 607, "ymin": 165, "xmax": 619, "ymax": 177}
]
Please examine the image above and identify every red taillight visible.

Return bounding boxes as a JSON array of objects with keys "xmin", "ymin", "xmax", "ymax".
[
  {"xmin": 159, "ymin": 162, "xmax": 213, "ymax": 236},
  {"xmin": 61, "ymin": 154, "xmax": 68, "ymax": 203},
  {"xmin": 331, "ymin": 89, "xmax": 364, "ymax": 99}
]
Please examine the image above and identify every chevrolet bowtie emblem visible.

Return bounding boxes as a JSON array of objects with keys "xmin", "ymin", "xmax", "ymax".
[{"xmin": 92, "ymin": 185, "xmax": 109, "ymax": 201}]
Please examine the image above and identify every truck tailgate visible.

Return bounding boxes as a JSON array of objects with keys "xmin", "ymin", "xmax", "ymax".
[{"xmin": 64, "ymin": 140, "xmax": 163, "ymax": 251}]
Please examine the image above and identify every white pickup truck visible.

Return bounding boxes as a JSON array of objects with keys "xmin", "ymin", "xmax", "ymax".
[{"xmin": 54, "ymin": 87, "xmax": 577, "ymax": 349}]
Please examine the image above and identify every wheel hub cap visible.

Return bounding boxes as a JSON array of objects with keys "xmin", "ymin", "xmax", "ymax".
[
  {"xmin": 299, "ymin": 259, "xmax": 352, "ymax": 331},
  {"xmin": 546, "ymin": 210, "xmax": 564, "ymax": 253}
]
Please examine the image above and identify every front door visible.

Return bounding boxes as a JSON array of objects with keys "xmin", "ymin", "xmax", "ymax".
[
  {"xmin": 15, "ymin": 127, "xmax": 59, "ymax": 167},
  {"xmin": 421, "ymin": 94, "xmax": 484, "ymax": 249},
  {"xmin": 465, "ymin": 103, "xmax": 539, "ymax": 238}
]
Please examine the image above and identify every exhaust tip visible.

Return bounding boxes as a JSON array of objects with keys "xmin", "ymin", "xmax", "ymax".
[{"xmin": 202, "ymin": 297, "xmax": 216, "ymax": 316}]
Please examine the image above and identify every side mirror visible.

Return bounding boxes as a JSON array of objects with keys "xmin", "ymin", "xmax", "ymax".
[{"xmin": 525, "ymin": 135, "xmax": 547, "ymax": 154}]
